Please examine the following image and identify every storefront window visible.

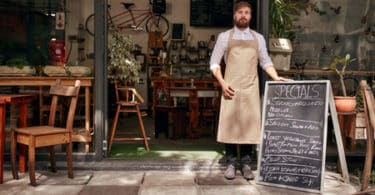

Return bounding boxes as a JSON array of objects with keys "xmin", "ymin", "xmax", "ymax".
[{"xmin": 0, "ymin": 0, "xmax": 65, "ymax": 67}]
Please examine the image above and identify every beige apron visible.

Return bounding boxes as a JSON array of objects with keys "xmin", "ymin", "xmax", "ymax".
[{"xmin": 217, "ymin": 29, "xmax": 261, "ymax": 144}]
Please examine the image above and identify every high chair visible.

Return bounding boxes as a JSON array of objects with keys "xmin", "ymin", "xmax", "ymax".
[{"xmin": 108, "ymin": 81, "xmax": 150, "ymax": 152}]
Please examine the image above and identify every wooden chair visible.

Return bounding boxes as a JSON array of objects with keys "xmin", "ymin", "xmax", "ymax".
[
  {"xmin": 108, "ymin": 81, "xmax": 150, "ymax": 152},
  {"xmin": 38, "ymin": 86, "xmax": 64, "ymax": 125},
  {"xmin": 10, "ymin": 80, "xmax": 81, "ymax": 186},
  {"xmin": 41, "ymin": 86, "xmax": 92, "ymax": 153}
]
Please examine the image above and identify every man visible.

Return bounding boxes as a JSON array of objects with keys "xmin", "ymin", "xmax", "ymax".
[{"xmin": 210, "ymin": 1, "xmax": 289, "ymax": 180}]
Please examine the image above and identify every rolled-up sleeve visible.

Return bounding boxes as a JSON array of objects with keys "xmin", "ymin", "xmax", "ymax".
[
  {"xmin": 256, "ymin": 34, "xmax": 273, "ymax": 69},
  {"xmin": 210, "ymin": 32, "xmax": 228, "ymax": 71}
]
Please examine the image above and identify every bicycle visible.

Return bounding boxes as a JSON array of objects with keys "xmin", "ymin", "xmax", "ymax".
[{"xmin": 85, "ymin": 0, "xmax": 169, "ymax": 37}]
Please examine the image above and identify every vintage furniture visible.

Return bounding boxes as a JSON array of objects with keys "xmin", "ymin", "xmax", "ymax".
[
  {"xmin": 0, "ymin": 94, "xmax": 34, "ymax": 184},
  {"xmin": 359, "ymin": 80, "xmax": 375, "ymax": 192},
  {"xmin": 278, "ymin": 69, "xmax": 375, "ymax": 77},
  {"xmin": 108, "ymin": 81, "xmax": 150, "ymax": 152},
  {"xmin": 151, "ymin": 78, "xmax": 219, "ymax": 138},
  {"xmin": 10, "ymin": 80, "xmax": 80, "ymax": 186},
  {"xmin": 0, "ymin": 76, "xmax": 93, "ymax": 152},
  {"xmin": 337, "ymin": 111, "xmax": 357, "ymax": 151},
  {"xmin": 169, "ymin": 87, "xmax": 219, "ymax": 138},
  {"xmin": 38, "ymin": 86, "xmax": 64, "ymax": 125}
]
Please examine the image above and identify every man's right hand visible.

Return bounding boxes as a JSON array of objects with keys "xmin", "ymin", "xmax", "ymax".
[{"xmin": 222, "ymin": 82, "xmax": 235, "ymax": 99}]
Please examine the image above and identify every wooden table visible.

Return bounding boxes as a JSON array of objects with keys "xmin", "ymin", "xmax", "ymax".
[
  {"xmin": 151, "ymin": 78, "xmax": 219, "ymax": 138},
  {"xmin": 169, "ymin": 87, "xmax": 219, "ymax": 138},
  {"xmin": 0, "ymin": 77, "xmax": 94, "ymax": 152},
  {"xmin": 0, "ymin": 94, "xmax": 34, "ymax": 184}
]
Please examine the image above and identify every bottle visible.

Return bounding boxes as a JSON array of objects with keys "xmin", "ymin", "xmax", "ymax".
[{"xmin": 169, "ymin": 61, "xmax": 173, "ymax": 76}]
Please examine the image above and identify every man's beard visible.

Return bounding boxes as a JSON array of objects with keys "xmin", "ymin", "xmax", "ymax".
[{"xmin": 234, "ymin": 18, "xmax": 249, "ymax": 28}]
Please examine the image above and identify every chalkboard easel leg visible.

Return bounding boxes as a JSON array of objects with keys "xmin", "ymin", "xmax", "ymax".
[{"xmin": 329, "ymin": 86, "xmax": 350, "ymax": 184}]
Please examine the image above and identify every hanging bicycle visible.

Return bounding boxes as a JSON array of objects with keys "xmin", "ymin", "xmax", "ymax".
[{"xmin": 85, "ymin": 0, "xmax": 169, "ymax": 37}]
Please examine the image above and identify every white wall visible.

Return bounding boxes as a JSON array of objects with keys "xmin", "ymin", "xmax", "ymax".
[
  {"xmin": 65, "ymin": 0, "xmax": 229, "ymax": 64},
  {"xmin": 110, "ymin": 0, "xmax": 227, "ymax": 54}
]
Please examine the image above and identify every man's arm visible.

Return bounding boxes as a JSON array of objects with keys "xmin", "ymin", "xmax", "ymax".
[
  {"xmin": 255, "ymin": 33, "xmax": 292, "ymax": 82},
  {"xmin": 210, "ymin": 31, "xmax": 235, "ymax": 99},
  {"xmin": 264, "ymin": 66, "xmax": 291, "ymax": 81},
  {"xmin": 212, "ymin": 67, "xmax": 235, "ymax": 99}
]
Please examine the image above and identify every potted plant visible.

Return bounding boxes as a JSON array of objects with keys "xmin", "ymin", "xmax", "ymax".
[
  {"xmin": 0, "ymin": 57, "xmax": 36, "ymax": 76},
  {"xmin": 107, "ymin": 31, "xmax": 141, "ymax": 85},
  {"xmin": 330, "ymin": 54, "xmax": 357, "ymax": 112},
  {"xmin": 269, "ymin": 0, "xmax": 298, "ymax": 71}
]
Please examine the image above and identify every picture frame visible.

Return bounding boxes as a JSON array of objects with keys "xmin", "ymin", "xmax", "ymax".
[{"xmin": 171, "ymin": 23, "xmax": 185, "ymax": 40}]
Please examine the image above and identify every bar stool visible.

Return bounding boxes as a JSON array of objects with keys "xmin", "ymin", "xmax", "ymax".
[{"xmin": 108, "ymin": 81, "xmax": 150, "ymax": 152}]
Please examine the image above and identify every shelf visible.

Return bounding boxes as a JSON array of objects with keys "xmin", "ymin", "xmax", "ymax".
[
  {"xmin": 149, "ymin": 65, "xmax": 163, "ymax": 68},
  {"xmin": 173, "ymin": 64, "xmax": 209, "ymax": 67},
  {"xmin": 147, "ymin": 56, "xmax": 160, "ymax": 59},
  {"xmin": 279, "ymin": 69, "xmax": 375, "ymax": 77}
]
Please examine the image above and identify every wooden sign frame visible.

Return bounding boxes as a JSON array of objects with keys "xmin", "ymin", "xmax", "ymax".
[
  {"xmin": 256, "ymin": 80, "xmax": 349, "ymax": 193},
  {"xmin": 359, "ymin": 80, "xmax": 375, "ymax": 193}
]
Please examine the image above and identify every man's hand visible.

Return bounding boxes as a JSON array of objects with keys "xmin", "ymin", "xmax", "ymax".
[
  {"xmin": 221, "ymin": 82, "xmax": 235, "ymax": 99},
  {"xmin": 275, "ymin": 76, "xmax": 293, "ymax": 82}
]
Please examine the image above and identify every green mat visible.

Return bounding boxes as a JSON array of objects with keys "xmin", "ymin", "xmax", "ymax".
[{"xmin": 108, "ymin": 143, "xmax": 225, "ymax": 160}]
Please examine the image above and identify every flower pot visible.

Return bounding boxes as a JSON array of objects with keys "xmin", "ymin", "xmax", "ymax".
[
  {"xmin": 43, "ymin": 65, "xmax": 92, "ymax": 76},
  {"xmin": 334, "ymin": 96, "xmax": 356, "ymax": 112},
  {"xmin": 0, "ymin": 66, "xmax": 36, "ymax": 76}
]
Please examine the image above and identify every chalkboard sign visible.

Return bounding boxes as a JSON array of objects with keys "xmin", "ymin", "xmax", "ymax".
[
  {"xmin": 257, "ymin": 81, "xmax": 330, "ymax": 193},
  {"xmin": 190, "ymin": 0, "xmax": 233, "ymax": 27}
]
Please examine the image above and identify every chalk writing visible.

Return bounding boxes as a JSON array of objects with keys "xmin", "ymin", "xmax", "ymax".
[{"xmin": 258, "ymin": 82, "xmax": 328, "ymax": 192}]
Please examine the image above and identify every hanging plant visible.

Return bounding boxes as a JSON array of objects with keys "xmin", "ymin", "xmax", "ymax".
[
  {"xmin": 270, "ymin": 0, "xmax": 299, "ymax": 38},
  {"xmin": 107, "ymin": 31, "xmax": 141, "ymax": 84}
]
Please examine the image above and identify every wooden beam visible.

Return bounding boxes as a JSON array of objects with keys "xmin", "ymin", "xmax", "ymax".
[{"xmin": 359, "ymin": 80, "xmax": 375, "ymax": 191}]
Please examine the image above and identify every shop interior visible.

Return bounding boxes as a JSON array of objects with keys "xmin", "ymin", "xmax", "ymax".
[{"xmin": 0, "ymin": 0, "xmax": 375, "ymax": 162}]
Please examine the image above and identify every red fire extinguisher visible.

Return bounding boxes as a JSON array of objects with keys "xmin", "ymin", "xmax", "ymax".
[{"xmin": 49, "ymin": 39, "xmax": 66, "ymax": 65}]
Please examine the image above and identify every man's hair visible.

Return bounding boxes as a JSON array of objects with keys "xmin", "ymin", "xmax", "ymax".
[{"xmin": 234, "ymin": 1, "xmax": 252, "ymax": 12}]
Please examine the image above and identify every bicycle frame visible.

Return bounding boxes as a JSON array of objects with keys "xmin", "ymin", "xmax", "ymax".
[
  {"xmin": 108, "ymin": 7, "xmax": 155, "ymax": 30},
  {"xmin": 85, "ymin": 1, "xmax": 169, "ymax": 36}
]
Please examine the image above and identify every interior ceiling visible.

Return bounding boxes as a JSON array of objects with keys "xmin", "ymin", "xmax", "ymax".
[{"xmin": 0, "ymin": 0, "xmax": 63, "ymax": 13}]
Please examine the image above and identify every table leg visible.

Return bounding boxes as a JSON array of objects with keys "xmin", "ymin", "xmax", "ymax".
[
  {"xmin": 0, "ymin": 103, "xmax": 6, "ymax": 184},
  {"xmin": 337, "ymin": 113, "xmax": 357, "ymax": 152},
  {"xmin": 18, "ymin": 101, "xmax": 28, "ymax": 173},
  {"xmin": 85, "ymin": 87, "xmax": 90, "ymax": 152},
  {"xmin": 346, "ymin": 114, "xmax": 356, "ymax": 151},
  {"xmin": 85, "ymin": 87, "xmax": 90, "ymax": 132},
  {"xmin": 188, "ymin": 90, "xmax": 199, "ymax": 138}
]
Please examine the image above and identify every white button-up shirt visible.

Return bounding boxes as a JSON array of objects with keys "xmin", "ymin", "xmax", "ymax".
[{"xmin": 209, "ymin": 27, "xmax": 273, "ymax": 71}]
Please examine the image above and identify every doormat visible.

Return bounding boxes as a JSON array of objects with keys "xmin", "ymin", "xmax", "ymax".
[{"xmin": 108, "ymin": 143, "xmax": 225, "ymax": 160}]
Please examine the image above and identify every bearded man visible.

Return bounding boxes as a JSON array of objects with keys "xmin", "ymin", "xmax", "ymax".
[{"xmin": 209, "ymin": 0, "xmax": 289, "ymax": 180}]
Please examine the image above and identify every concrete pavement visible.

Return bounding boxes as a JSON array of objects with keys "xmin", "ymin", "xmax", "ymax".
[{"xmin": 1, "ymin": 168, "xmax": 360, "ymax": 195}]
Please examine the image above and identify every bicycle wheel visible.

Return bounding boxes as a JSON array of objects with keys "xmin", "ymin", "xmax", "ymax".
[
  {"xmin": 85, "ymin": 14, "xmax": 95, "ymax": 36},
  {"xmin": 145, "ymin": 15, "xmax": 169, "ymax": 37}
]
